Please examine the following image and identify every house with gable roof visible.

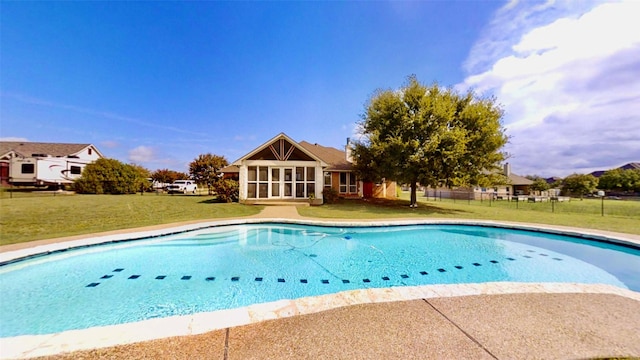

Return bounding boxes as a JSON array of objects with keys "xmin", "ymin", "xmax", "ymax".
[
  {"xmin": 231, "ymin": 133, "xmax": 395, "ymax": 204},
  {"xmin": 0, "ymin": 141, "xmax": 103, "ymax": 187}
]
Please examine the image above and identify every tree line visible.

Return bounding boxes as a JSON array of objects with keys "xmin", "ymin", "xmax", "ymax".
[
  {"xmin": 527, "ymin": 169, "xmax": 640, "ymax": 198},
  {"xmin": 74, "ymin": 153, "xmax": 238, "ymax": 202}
]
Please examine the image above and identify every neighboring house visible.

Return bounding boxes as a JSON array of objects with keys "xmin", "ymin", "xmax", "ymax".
[
  {"xmin": 424, "ymin": 163, "xmax": 533, "ymax": 200},
  {"xmin": 231, "ymin": 133, "xmax": 395, "ymax": 204},
  {"xmin": 590, "ymin": 162, "xmax": 640, "ymax": 178},
  {"xmin": 0, "ymin": 141, "xmax": 103, "ymax": 187},
  {"xmin": 219, "ymin": 165, "xmax": 240, "ymax": 181}
]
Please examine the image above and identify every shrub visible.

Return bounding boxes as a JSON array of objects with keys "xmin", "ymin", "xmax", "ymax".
[
  {"xmin": 322, "ymin": 187, "xmax": 339, "ymax": 204},
  {"xmin": 212, "ymin": 179, "xmax": 239, "ymax": 203},
  {"xmin": 74, "ymin": 158, "xmax": 148, "ymax": 194}
]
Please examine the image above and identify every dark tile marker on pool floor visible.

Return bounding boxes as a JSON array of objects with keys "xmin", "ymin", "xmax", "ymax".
[
  {"xmin": 181, "ymin": 276, "xmax": 192, "ymax": 280},
  {"xmin": 300, "ymin": 279, "xmax": 308, "ymax": 283},
  {"xmin": 363, "ymin": 279, "xmax": 371, "ymax": 283},
  {"xmin": 206, "ymin": 277, "xmax": 216, "ymax": 281},
  {"xmin": 420, "ymin": 271, "xmax": 428, "ymax": 275},
  {"xmin": 473, "ymin": 263, "xmax": 482, "ymax": 266},
  {"xmin": 155, "ymin": 275, "xmax": 166, "ymax": 280},
  {"xmin": 128, "ymin": 275, "xmax": 140, "ymax": 279},
  {"xmin": 100, "ymin": 275, "xmax": 113, "ymax": 279},
  {"xmin": 401, "ymin": 274, "xmax": 409, "ymax": 279},
  {"xmin": 255, "ymin": 277, "xmax": 263, "ymax": 282},
  {"xmin": 321, "ymin": 279, "xmax": 329, "ymax": 284},
  {"xmin": 278, "ymin": 278, "xmax": 285, "ymax": 283},
  {"xmin": 86, "ymin": 283, "xmax": 100, "ymax": 287},
  {"xmin": 113, "ymin": 268, "xmax": 124, "ymax": 272},
  {"xmin": 437, "ymin": 268, "xmax": 446, "ymax": 273},
  {"xmin": 231, "ymin": 277, "xmax": 240, "ymax": 282},
  {"xmin": 382, "ymin": 276, "xmax": 390, "ymax": 281},
  {"xmin": 454, "ymin": 266, "xmax": 463, "ymax": 269},
  {"xmin": 490, "ymin": 260, "xmax": 499, "ymax": 264},
  {"xmin": 342, "ymin": 279, "xmax": 350, "ymax": 283}
]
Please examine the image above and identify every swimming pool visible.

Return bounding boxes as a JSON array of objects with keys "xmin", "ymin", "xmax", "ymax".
[{"xmin": 1, "ymin": 222, "xmax": 639, "ymax": 338}]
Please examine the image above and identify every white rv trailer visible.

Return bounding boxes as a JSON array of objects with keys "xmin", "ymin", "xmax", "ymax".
[
  {"xmin": 1, "ymin": 142, "xmax": 103, "ymax": 187},
  {"xmin": 8, "ymin": 155, "xmax": 93, "ymax": 187}
]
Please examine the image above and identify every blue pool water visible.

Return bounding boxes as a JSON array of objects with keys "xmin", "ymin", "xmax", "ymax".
[{"xmin": 1, "ymin": 223, "xmax": 639, "ymax": 337}]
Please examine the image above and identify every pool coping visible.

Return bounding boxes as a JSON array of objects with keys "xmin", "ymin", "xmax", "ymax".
[{"xmin": 1, "ymin": 218, "xmax": 640, "ymax": 359}]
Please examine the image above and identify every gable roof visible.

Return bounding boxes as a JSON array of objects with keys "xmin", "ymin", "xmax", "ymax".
[
  {"xmin": 508, "ymin": 173, "xmax": 533, "ymax": 186},
  {"xmin": 220, "ymin": 165, "xmax": 239, "ymax": 173},
  {"xmin": 590, "ymin": 162, "xmax": 640, "ymax": 177},
  {"xmin": 0, "ymin": 141, "xmax": 103, "ymax": 158},
  {"xmin": 298, "ymin": 141, "xmax": 352, "ymax": 171},
  {"xmin": 621, "ymin": 162, "xmax": 640, "ymax": 170},
  {"xmin": 231, "ymin": 133, "xmax": 327, "ymax": 166}
]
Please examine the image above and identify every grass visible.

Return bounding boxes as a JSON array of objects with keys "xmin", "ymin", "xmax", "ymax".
[
  {"xmin": 298, "ymin": 193, "xmax": 640, "ymax": 235},
  {"xmin": 1, "ymin": 191, "xmax": 638, "ymax": 247},
  {"xmin": 0, "ymin": 193, "xmax": 262, "ymax": 246}
]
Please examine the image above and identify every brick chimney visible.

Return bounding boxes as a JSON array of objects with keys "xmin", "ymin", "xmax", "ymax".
[{"xmin": 504, "ymin": 162, "xmax": 511, "ymax": 176}]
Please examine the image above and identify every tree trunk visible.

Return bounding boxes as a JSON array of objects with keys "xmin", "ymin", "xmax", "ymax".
[{"xmin": 410, "ymin": 180, "xmax": 417, "ymax": 207}]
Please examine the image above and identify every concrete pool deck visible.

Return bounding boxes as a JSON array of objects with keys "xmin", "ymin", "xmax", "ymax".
[{"xmin": 1, "ymin": 206, "xmax": 640, "ymax": 359}]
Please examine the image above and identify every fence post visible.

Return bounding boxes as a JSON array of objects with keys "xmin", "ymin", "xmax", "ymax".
[{"xmin": 601, "ymin": 196, "xmax": 604, "ymax": 217}]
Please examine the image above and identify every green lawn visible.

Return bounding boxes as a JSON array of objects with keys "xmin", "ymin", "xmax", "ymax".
[
  {"xmin": 298, "ymin": 193, "xmax": 640, "ymax": 235},
  {"xmin": 1, "ymin": 191, "xmax": 639, "ymax": 247},
  {"xmin": 0, "ymin": 193, "xmax": 262, "ymax": 246}
]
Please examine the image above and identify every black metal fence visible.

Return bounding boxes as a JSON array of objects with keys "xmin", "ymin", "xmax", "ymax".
[{"xmin": 420, "ymin": 190, "xmax": 639, "ymax": 218}]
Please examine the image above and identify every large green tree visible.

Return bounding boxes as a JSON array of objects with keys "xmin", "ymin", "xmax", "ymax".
[
  {"xmin": 189, "ymin": 153, "xmax": 228, "ymax": 195},
  {"xmin": 598, "ymin": 168, "xmax": 640, "ymax": 192},
  {"xmin": 151, "ymin": 168, "xmax": 189, "ymax": 185},
  {"xmin": 74, "ymin": 158, "xmax": 149, "ymax": 194},
  {"xmin": 352, "ymin": 76, "xmax": 508, "ymax": 206},
  {"xmin": 562, "ymin": 173, "xmax": 598, "ymax": 198},
  {"xmin": 527, "ymin": 176, "xmax": 551, "ymax": 193}
]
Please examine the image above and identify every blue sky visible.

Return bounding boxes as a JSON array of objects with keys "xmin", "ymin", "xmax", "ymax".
[{"xmin": 2, "ymin": 1, "xmax": 639, "ymax": 177}]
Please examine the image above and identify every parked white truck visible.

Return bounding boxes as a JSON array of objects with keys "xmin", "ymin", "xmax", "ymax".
[{"xmin": 166, "ymin": 180, "xmax": 198, "ymax": 194}]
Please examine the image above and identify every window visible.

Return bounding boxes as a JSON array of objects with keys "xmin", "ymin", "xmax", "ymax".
[
  {"xmin": 349, "ymin": 173, "xmax": 357, "ymax": 193},
  {"xmin": 21, "ymin": 163, "xmax": 34, "ymax": 174},
  {"xmin": 247, "ymin": 166, "xmax": 268, "ymax": 198},
  {"xmin": 248, "ymin": 167, "xmax": 257, "ymax": 181},
  {"xmin": 271, "ymin": 168, "xmax": 280, "ymax": 197},
  {"xmin": 248, "ymin": 183, "xmax": 257, "ymax": 198},
  {"xmin": 339, "ymin": 172, "xmax": 357, "ymax": 194},
  {"xmin": 88, "ymin": 148, "xmax": 92, "ymax": 155},
  {"xmin": 70, "ymin": 166, "xmax": 82, "ymax": 175},
  {"xmin": 324, "ymin": 172, "xmax": 332, "ymax": 188},
  {"xmin": 339, "ymin": 173, "xmax": 347, "ymax": 193}
]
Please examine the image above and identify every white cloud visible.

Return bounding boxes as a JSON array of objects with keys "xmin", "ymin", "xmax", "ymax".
[
  {"xmin": 460, "ymin": 1, "xmax": 640, "ymax": 177},
  {"xmin": 0, "ymin": 137, "xmax": 29, "ymax": 142},
  {"xmin": 128, "ymin": 146, "xmax": 156, "ymax": 163}
]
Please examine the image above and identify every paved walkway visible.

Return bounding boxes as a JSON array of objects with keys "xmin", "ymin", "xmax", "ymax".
[
  {"xmin": 4, "ymin": 205, "xmax": 640, "ymax": 359},
  {"xmin": 39, "ymin": 293, "xmax": 640, "ymax": 359}
]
